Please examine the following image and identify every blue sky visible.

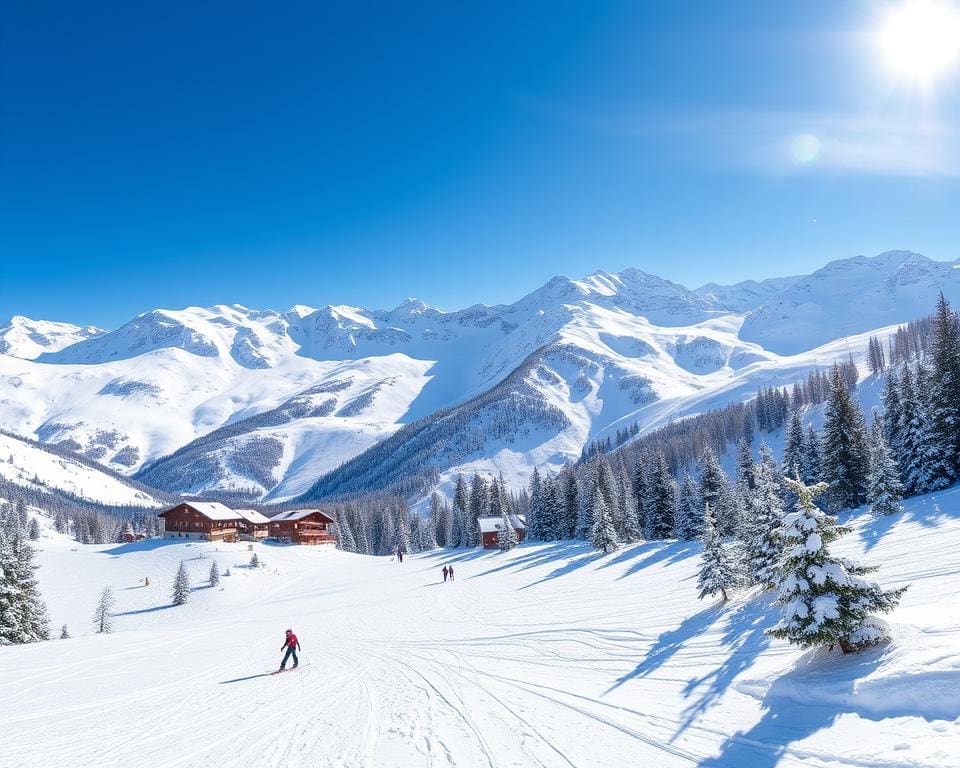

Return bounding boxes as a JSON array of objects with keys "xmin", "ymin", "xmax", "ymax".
[{"xmin": 2, "ymin": 1, "xmax": 959, "ymax": 327}]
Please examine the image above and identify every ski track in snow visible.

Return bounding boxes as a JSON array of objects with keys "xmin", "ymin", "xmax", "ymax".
[{"xmin": 3, "ymin": 494, "xmax": 960, "ymax": 768}]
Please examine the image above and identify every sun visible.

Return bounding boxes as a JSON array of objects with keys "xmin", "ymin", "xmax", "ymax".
[{"xmin": 876, "ymin": 0, "xmax": 960, "ymax": 83}]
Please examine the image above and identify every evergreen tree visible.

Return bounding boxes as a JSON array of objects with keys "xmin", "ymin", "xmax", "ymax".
[
  {"xmin": 897, "ymin": 365, "xmax": 925, "ymax": 495},
  {"xmin": 699, "ymin": 448, "xmax": 739, "ymax": 536},
  {"xmin": 782, "ymin": 410, "xmax": 805, "ymax": 479},
  {"xmin": 468, "ymin": 474, "xmax": 489, "ymax": 545},
  {"xmin": 60, "ymin": 624, "xmax": 69, "ymax": 640},
  {"xmin": 675, "ymin": 471, "xmax": 702, "ymax": 540},
  {"xmin": 0, "ymin": 528, "xmax": 51, "ymax": 644},
  {"xmin": 94, "ymin": 586, "xmax": 115, "ymax": 634},
  {"xmin": 394, "ymin": 504, "xmax": 412, "ymax": 554},
  {"xmin": 881, "ymin": 367, "xmax": 903, "ymax": 459},
  {"xmin": 430, "ymin": 492, "xmax": 450, "ymax": 548},
  {"xmin": 735, "ymin": 437, "xmax": 755, "ymax": 500},
  {"xmin": 631, "ymin": 452, "xmax": 650, "ymax": 534},
  {"xmin": 335, "ymin": 511, "xmax": 357, "ymax": 552},
  {"xmin": 744, "ymin": 443, "xmax": 785, "ymax": 589},
  {"xmin": 209, "ymin": 560, "xmax": 221, "ymax": 586},
  {"xmin": 526, "ymin": 468, "xmax": 546, "ymax": 541},
  {"xmin": 821, "ymin": 365, "xmax": 870, "ymax": 510},
  {"xmin": 249, "ymin": 552, "xmax": 261, "ymax": 568},
  {"xmin": 27, "ymin": 517, "xmax": 40, "ymax": 541},
  {"xmin": 559, "ymin": 469, "xmax": 580, "ymax": 540},
  {"xmin": 868, "ymin": 417, "xmax": 904, "ymax": 516},
  {"xmin": 171, "ymin": 561, "xmax": 191, "ymax": 605},
  {"xmin": 928, "ymin": 293, "xmax": 960, "ymax": 475},
  {"xmin": 589, "ymin": 484, "xmax": 619, "ymax": 554},
  {"xmin": 697, "ymin": 503, "xmax": 737, "ymax": 602},
  {"xmin": 914, "ymin": 361, "xmax": 954, "ymax": 492},
  {"xmin": 451, "ymin": 475, "xmax": 471, "ymax": 548},
  {"xmin": 645, "ymin": 450, "xmax": 676, "ymax": 539},
  {"xmin": 800, "ymin": 425, "xmax": 821, "ymax": 484},
  {"xmin": 496, "ymin": 507, "xmax": 518, "ymax": 552},
  {"xmin": 769, "ymin": 479, "xmax": 907, "ymax": 652}
]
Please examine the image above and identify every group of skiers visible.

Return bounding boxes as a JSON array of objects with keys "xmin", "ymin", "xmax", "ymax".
[{"xmin": 442, "ymin": 565, "xmax": 455, "ymax": 582}]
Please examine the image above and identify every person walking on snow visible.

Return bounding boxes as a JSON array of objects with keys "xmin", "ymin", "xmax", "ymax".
[
  {"xmin": 442, "ymin": 565, "xmax": 449, "ymax": 582},
  {"xmin": 279, "ymin": 628, "xmax": 300, "ymax": 671},
  {"xmin": 397, "ymin": 546, "xmax": 404, "ymax": 563},
  {"xmin": 448, "ymin": 565, "xmax": 454, "ymax": 581}
]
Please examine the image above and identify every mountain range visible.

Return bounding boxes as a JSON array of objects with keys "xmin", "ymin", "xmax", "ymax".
[{"xmin": 1, "ymin": 250, "xmax": 956, "ymax": 505}]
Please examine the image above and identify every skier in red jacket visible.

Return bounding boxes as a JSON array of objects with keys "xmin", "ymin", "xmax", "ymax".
[{"xmin": 279, "ymin": 629, "xmax": 300, "ymax": 671}]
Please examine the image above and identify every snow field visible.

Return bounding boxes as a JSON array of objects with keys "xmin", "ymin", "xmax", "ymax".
[{"xmin": 2, "ymin": 489, "xmax": 959, "ymax": 767}]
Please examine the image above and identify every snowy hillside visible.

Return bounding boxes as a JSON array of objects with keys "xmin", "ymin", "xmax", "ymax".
[
  {"xmin": 3, "ymin": 490, "xmax": 958, "ymax": 767},
  {"xmin": 1, "ymin": 250, "xmax": 957, "ymax": 502},
  {"xmin": 0, "ymin": 431, "xmax": 164, "ymax": 509}
]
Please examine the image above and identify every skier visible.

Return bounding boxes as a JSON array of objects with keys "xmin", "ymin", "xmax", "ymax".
[
  {"xmin": 397, "ymin": 546, "xmax": 404, "ymax": 563},
  {"xmin": 442, "ymin": 565, "xmax": 449, "ymax": 582},
  {"xmin": 279, "ymin": 628, "xmax": 300, "ymax": 671},
  {"xmin": 448, "ymin": 565, "xmax": 455, "ymax": 581}
]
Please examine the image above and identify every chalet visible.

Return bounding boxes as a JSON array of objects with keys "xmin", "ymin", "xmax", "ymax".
[
  {"xmin": 269, "ymin": 509, "xmax": 336, "ymax": 545},
  {"xmin": 234, "ymin": 508, "xmax": 271, "ymax": 540},
  {"xmin": 478, "ymin": 514, "xmax": 527, "ymax": 549},
  {"xmin": 158, "ymin": 502, "xmax": 242, "ymax": 542}
]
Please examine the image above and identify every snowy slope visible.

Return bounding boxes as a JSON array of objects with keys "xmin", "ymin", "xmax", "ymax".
[
  {"xmin": 3, "ymin": 490, "xmax": 958, "ymax": 767},
  {"xmin": 2, "ymin": 251, "xmax": 956, "ymax": 502},
  {"xmin": 0, "ymin": 431, "xmax": 164, "ymax": 508}
]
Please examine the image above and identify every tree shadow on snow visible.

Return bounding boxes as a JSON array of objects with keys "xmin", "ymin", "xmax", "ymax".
[
  {"xmin": 615, "ymin": 540, "xmax": 700, "ymax": 580},
  {"xmin": 697, "ymin": 644, "xmax": 888, "ymax": 768},
  {"xmin": 103, "ymin": 539, "xmax": 184, "ymax": 556},
  {"xmin": 602, "ymin": 604, "xmax": 726, "ymax": 696},
  {"xmin": 674, "ymin": 594, "xmax": 779, "ymax": 740},
  {"xmin": 113, "ymin": 604, "xmax": 174, "ymax": 616},
  {"xmin": 855, "ymin": 485, "xmax": 960, "ymax": 552}
]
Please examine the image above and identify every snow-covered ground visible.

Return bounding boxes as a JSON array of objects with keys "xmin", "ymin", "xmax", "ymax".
[{"xmin": 3, "ymin": 491, "xmax": 958, "ymax": 767}]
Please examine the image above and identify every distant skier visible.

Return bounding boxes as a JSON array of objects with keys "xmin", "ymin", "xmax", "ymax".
[
  {"xmin": 279, "ymin": 628, "xmax": 300, "ymax": 671},
  {"xmin": 448, "ymin": 565, "xmax": 455, "ymax": 581},
  {"xmin": 397, "ymin": 546, "xmax": 404, "ymax": 563},
  {"xmin": 442, "ymin": 566, "xmax": 449, "ymax": 582}
]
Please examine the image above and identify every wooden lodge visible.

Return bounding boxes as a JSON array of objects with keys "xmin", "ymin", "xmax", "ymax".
[
  {"xmin": 478, "ymin": 514, "xmax": 527, "ymax": 549},
  {"xmin": 269, "ymin": 509, "xmax": 336, "ymax": 545},
  {"xmin": 158, "ymin": 502, "xmax": 334, "ymax": 545},
  {"xmin": 235, "ymin": 508, "xmax": 272, "ymax": 539},
  {"xmin": 158, "ymin": 502, "xmax": 242, "ymax": 542}
]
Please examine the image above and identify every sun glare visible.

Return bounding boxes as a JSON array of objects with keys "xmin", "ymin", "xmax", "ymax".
[{"xmin": 877, "ymin": 0, "xmax": 960, "ymax": 83}]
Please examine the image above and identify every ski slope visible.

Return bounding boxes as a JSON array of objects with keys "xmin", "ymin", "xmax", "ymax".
[{"xmin": 3, "ymin": 492, "xmax": 959, "ymax": 768}]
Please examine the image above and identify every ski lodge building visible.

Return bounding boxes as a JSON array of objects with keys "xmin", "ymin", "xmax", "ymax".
[
  {"xmin": 157, "ymin": 502, "xmax": 334, "ymax": 545},
  {"xmin": 268, "ymin": 509, "xmax": 336, "ymax": 545},
  {"xmin": 478, "ymin": 514, "xmax": 527, "ymax": 549}
]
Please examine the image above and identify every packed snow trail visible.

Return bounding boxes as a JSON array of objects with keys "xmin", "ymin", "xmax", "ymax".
[{"xmin": 3, "ymin": 492, "xmax": 960, "ymax": 767}]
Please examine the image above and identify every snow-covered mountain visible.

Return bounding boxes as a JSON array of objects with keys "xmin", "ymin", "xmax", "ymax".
[
  {"xmin": 0, "ymin": 316, "xmax": 104, "ymax": 359},
  {"xmin": 1, "ymin": 250, "xmax": 956, "ymax": 502}
]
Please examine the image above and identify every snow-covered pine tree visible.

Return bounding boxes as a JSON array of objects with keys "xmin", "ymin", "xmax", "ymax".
[
  {"xmin": 589, "ymin": 484, "xmax": 619, "ymax": 554},
  {"xmin": 559, "ymin": 469, "xmax": 579, "ymax": 540},
  {"xmin": 526, "ymin": 468, "xmax": 545, "ymax": 541},
  {"xmin": 209, "ymin": 560, "xmax": 221, "ymax": 586},
  {"xmin": 699, "ymin": 447, "xmax": 739, "ymax": 536},
  {"xmin": 881, "ymin": 367, "xmax": 903, "ymax": 459},
  {"xmin": 735, "ymin": 437, "xmax": 755, "ymax": 500},
  {"xmin": 496, "ymin": 507, "xmax": 518, "ymax": 552},
  {"xmin": 897, "ymin": 365, "xmax": 925, "ymax": 495},
  {"xmin": 744, "ymin": 443, "xmax": 785, "ymax": 589},
  {"xmin": 868, "ymin": 415, "xmax": 904, "ymax": 516},
  {"xmin": 249, "ymin": 551, "xmax": 261, "ymax": 568},
  {"xmin": 800, "ymin": 425, "xmax": 821, "ymax": 484},
  {"xmin": 447, "ymin": 475, "xmax": 467, "ymax": 548},
  {"xmin": 914, "ymin": 360, "xmax": 954, "ymax": 492},
  {"xmin": 94, "ymin": 586, "xmax": 115, "ymax": 633},
  {"xmin": 928, "ymin": 293, "xmax": 960, "ymax": 475},
  {"xmin": 335, "ymin": 511, "xmax": 357, "ymax": 552},
  {"xmin": 631, "ymin": 452, "xmax": 650, "ymax": 534},
  {"xmin": 782, "ymin": 409, "xmax": 805, "ymax": 479},
  {"xmin": 697, "ymin": 502, "xmax": 737, "ymax": 602},
  {"xmin": 468, "ymin": 474, "xmax": 489, "ymax": 546},
  {"xmin": 675, "ymin": 471, "xmax": 702, "ymax": 540},
  {"xmin": 172, "ymin": 560, "xmax": 192, "ymax": 604},
  {"xmin": 821, "ymin": 365, "xmax": 870, "ymax": 510},
  {"xmin": 769, "ymin": 478, "xmax": 907, "ymax": 652},
  {"xmin": 617, "ymin": 456, "xmax": 642, "ymax": 542},
  {"xmin": 430, "ymin": 492, "xmax": 450, "ymax": 548},
  {"xmin": 27, "ymin": 517, "xmax": 40, "ymax": 541},
  {"xmin": 394, "ymin": 504, "xmax": 412, "ymax": 554},
  {"xmin": 0, "ymin": 527, "xmax": 50, "ymax": 644},
  {"xmin": 575, "ymin": 462, "xmax": 596, "ymax": 540},
  {"xmin": 645, "ymin": 450, "xmax": 676, "ymax": 539}
]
